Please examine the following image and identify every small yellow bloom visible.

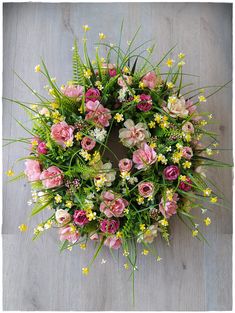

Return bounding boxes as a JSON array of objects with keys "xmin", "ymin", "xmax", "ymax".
[
  {"xmin": 168, "ymin": 95, "xmax": 177, "ymax": 104},
  {"xmin": 156, "ymin": 256, "xmax": 162, "ymax": 262},
  {"xmin": 200, "ymin": 120, "xmax": 208, "ymax": 126},
  {"xmin": 159, "ymin": 219, "xmax": 168, "ymax": 227},
  {"xmin": 18, "ymin": 224, "xmax": 28, "ymax": 232},
  {"xmin": 140, "ymin": 224, "xmax": 146, "ymax": 231},
  {"xmin": 206, "ymin": 148, "xmax": 213, "ymax": 156},
  {"xmin": 166, "ymin": 58, "xmax": 175, "ymax": 67},
  {"xmin": 34, "ymin": 64, "xmax": 41, "ymax": 72},
  {"xmin": 99, "ymin": 32, "xmax": 106, "ymax": 40},
  {"xmin": 83, "ymin": 69, "xmax": 92, "ymax": 79},
  {"xmin": 166, "ymin": 82, "xmax": 174, "ymax": 89},
  {"xmin": 178, "ymin": 61, "xmax": 185, "ymax": 67},
  {"xmin": 75, "ymin": 132, "xmax": 83, "ymax": 141},
  {"xmin": 208, "ymin": 114, "xmax": 213, "ymax": 119},
  {"xmin": 31, "ymin": 104, "xmax": 38, "ymax": 111},
  {"xmin": 79, "ymin": 149, "xmax": 91, "ymax": 161},
  {"xmin": 198, "ymin": 95, "xmax": 207, "ymax": 103},
  {"xmin": 157, "ymin": 154, "xmax": 167, "ymax": 165},
  {"xmin": 31, "ymin": 139, "xmax": 38, "ymax": 146},
  {"xmin": 178, "ymin": 52, "xmax": 185, "ymax": 59},
  {"xmin": 86, "ymin": 210, "xmax": 97, "ymax": 221},
  {"xmin": 123, "ymin": 250, "xmax": 129, "ymax": 257},
  {"xmin": 148, "ymin": 121, "xmax": 156, "ymax": 129},
  {"xmin": 145, "ymin": 229, "xmax": 152, "ymax": 236},
  {"xmin": 210, "ymin": 196, "xmax": 218, "ymax": 203},
  {"xmin": 82, "ymin": 25, "xmax": 90, "ymax": 32},
  {"xmin": 6, "ymin": 169, "xmax": 14, "ymax": 177},
  {"xmin": 123, "ymin": 66, "xmax": 130, "ymax": 74},
  {"xmin": 65, "ymin": 200, "xmax": 73, "ymax": 208},
  {"xmin": 204, "ymin": 217, "xmax": 211, "ymax": 226},
  {"xmin": 141, "ymin": 249, "xmax": 149, "ymax": 256},
  {"xmin": 192, "ymin": 229, "xmax": 198, "ymax": 237},
  {"xmin": 80, "ymin": 243, "xmax": 87, "ymax": 250},
  {"xmin": 139, "ymin": 81, "xmax": 145, "ymax": 89},
  {"xmin": 183, "ymin": 161, "xmax": 191, "ymax": 169},
  {"xmin": 70, "ymin": 224, "xmax": 76, "ymax": 234},
  {"xmin": 55, "ymin": 194, "xmax": 62, "ymax": 203},
  {"xmin": 66, "ymin": 139, "xmax": 73, "ymax": 147},
  {"xmin": 114, "ymin": 113, "xmax": 124, "ymax": 123},
  {"xmin": 137, "ymin": 196, "xmax": 145, "ymax": 205},
  {"xmin": 82, "ymin": 267, "xmax": 89, "ymax": 275},
  {"xmin": 213, "ymin": 142, "xmax": 219, "ymax": 147},
  {"xmin": 179, "ymin": 175, "xmax": 187, "ymax": 181},
  {"xmin": 124, "ymin": 208, "xmax": 129, "ymax": 214},
  {"xmin": 150, "ymin": 142, "xmax": 157, "ymax": 149},
  {"xmin": 67, "ymin": 246, "xmax": 73, "ymax": 251},
  {"xmin": 133, "ymin": 95, "xmax": 141, "ymax": 103},
  {"xmin": 124, "ymin": 263, "xmax": 129, "ymax": 270},
  {"xmin": 50, "ymin": 102, "xmax": 59, "ymax": 110},
  {"xmin": 203, "ymin": 188, "xmax": 212, "ymax": 197},
  {"xmin": 116, "ymin": 231, "xmax": 123, "ymax": 238}
]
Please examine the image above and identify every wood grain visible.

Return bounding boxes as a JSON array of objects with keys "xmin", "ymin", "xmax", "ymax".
[{"xmin": 3, "ymin": 3, "xmax": 232, "ymax": 310}]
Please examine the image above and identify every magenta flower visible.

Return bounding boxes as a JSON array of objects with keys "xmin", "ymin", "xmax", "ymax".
[
  {"xmin": 132, "ymin": 142, "xmax": 157, "ymax": 170},
  {"xmin": 100, "ymin": 219, "xmax": 120, "ymax": 234},
  {"xmin": 118, "ymin": 158, "xmax": 133, "ymax": 172},
  {"xmin": 163, "ymin": 165, "xmax": 180, "ymax": 181},
  {"xmin": 104, "ymin": 236, "xmax": 122, "ymax": 249},
  {"xmin": 179, "ymin": 177, "xmax": 192, "ymax": 192},
  {"xmin": 138, "ymin": 181, "xmax": 154, "ymax": 198},
  {"xmin": 85, "ymin": 88, "xmax": 100, "ymax": 102},
  {"xmin": 51, "ymin": 121, "xmax": 74, "ymax": 148},
  {"xmin": 40, "ymin": 166, "xmax": 63, "ymax": 188},
  {"xmin": 37, "ymin": 141, "xmax": 48, "ymax": 155},
  {"xmin": 24, "ymin": 160, "xmax": 41, "ymax": 182},
  {"xmin": 136, "ymin": 94, "xmax": 153, "ymax": 112},
  {"xmin": 159, "ymin": 193, "xmax": 179, "ymax": 218},
  {"xmin": 85, "ymin": 100, "xmax": 112, "ymax": 127},
  {"xmin": 73, "ymin": 210, "xmax": 89, "ymax": 226},
  {"xmin": 81, "ymin": 136, "xmax": 96, "ymax": 151},
  {"xmin": 100, "ymin": 191, "xmax": 128, "ymax": 218},
  {"xmin": 141, "ymin": 71, "xmax": 158, "ymax": 89}
]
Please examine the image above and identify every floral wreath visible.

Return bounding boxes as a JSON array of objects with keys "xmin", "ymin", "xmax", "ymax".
[{"xmin": 6, "ymin": 25, "xmax": 231, "ymax": 278}]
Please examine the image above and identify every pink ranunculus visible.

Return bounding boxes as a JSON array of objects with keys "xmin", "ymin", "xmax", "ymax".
[
  {"xmin": 24, "ymin": 160, "xmax": 41, "ymax": 182},
  {"xmin": 182, "ymin": 121, "xmax": 194, "ymax": 133},
  {"xmin": 40, "ymin": 166, "xmax": 63, "ymax": 188},
  {"xmin": 101, "ymin": 63, "xmax": 116, "ymax": 77},
  {"xmin": 109, "ymin": 68, "xmax": 117, "ymax": 77},
  {"xmin": 159, "ymin": 193, "xmax": 179, "ymax": 218},
  {"xmin": 81, "ymin": 136, "xmax": 96, "ymax": 151},
  {"xmin": 61, "ymin": 84, "xmax": 84, "ymax": 100},
  {"xmin": 100, "ymin": 219, "xmax": 120, "ymax": 234},
  {"xmin": 132, "ymin": 142, "xmax": 157, "ymax": 170},
  {"xmin": 179, "ymin": 177, "xmax": 192, "ymax": 192},
  {"xmin": 118, "ymin": 75, "xmax": 133, "ymax": 88},
  {"xmin": 104, "ymin": 236, "xmax": 122, "ymax": 249},
  {"xmin": 59, "ymin": 225, "xmax": 80, "ymax": 244},
  {"xmin": 85, "ymin": 100, "xmax": 112, "ymax": 127},
  {"xmin": 118, "ymin": 158, "xmax": 133, "ymax": 172},
  {"xmin": 100, "ymin": 191, "xmax": 128, "ymax": 218},
  {"xmin": 51, "ymin": 121, "xmax": 74, "ymax": 148},
  {"xmin": 141, "ymin": 71, "xmax": 158, "ymax": 89},
  {"xmin": 138, "ymin": 182, "xmax": 155, "ymax": 198},
  {"xmin": 85, "ymin": 88, "xmax": 100, "ymax": 102},
  {"xmin": 136, "ymin": 94, "xmax": 153, "ymax": 112},
  {"xmin": 163, "ymin": 165, "xmax": 180, "ymax": 181},
  {"xmin": 182, "ymin": 147, "xmax": 193, "ymax": 160},
  {"xmin": 55, "ymin": 209, "xmax": 71, "ymax": 224},
  {"xmin": 37, "ymin": 141, "xmax": 48, "ymax": 155},
  {"xmin": 73, "ymin": 210, "xmax": 89, "ymax": 226},
  {"xmin": 119, "ymin": 119, "xmax": 150, "ymax": 148}
]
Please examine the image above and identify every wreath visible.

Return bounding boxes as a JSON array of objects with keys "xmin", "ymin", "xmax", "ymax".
[{"xmin": 6, "ymin": 25, "xmax": 231, "ymax": 277}]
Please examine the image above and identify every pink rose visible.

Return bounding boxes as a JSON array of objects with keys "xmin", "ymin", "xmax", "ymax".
[
  {"xmin": 85, "ymin": 88, "xmax": 100, "ymax": 102},
  {"xmin": 104, "ymin": 236, "xmax": 122, "ymax": 249},
  {"xmin": 136, "ymin": 94, "xmax": 153, "ymax": 112},
  {"xmin": 85, "ymin": 100, "xmax": 112, "ymax": 127},
  {"xmin": 141, "ymin": 71, "xmax": 158, "ymax": 89},
  {"xmin": 61, "ymin": 84, "xmax": 83, "ymax": 100},
  {"xmin": 51, "ymin": 121, "xmax": 74, "ymax": 148},
  {"xmin": 55, "ymin": 209, "xmax": 71, "ymax": 224},
  {"xmin": 159, "ymin": 193, "xmax": 179, "ymax": 218},
  {"xmin": 100, "ymin": 191, "xmax": 128, "ymax": 218},
  {"xmin": 182, "ymin": 147, "xmax": 193, "ymax": 160},
  {"xmin": 81, "ymin": 136, "xmax": 96, "ymax": 151},
  {"xmin": 138, "ymin": 182, "xmax": 154, "ymax": 198},
  {"xmin": 163, "ymin": 165, "xmax": 180, "ymax": 181},
  {"xmin": 37, "ymin": 141, "xmax": 48, "ymax": 155},
  {"xmin": 118, "ymin": 158, "xmax": 133, "ymax": 172},
  {"xmin": 118, "ymin": 75, "xmax": 132, "ymax": 87},
  {"xmin": 119, "ymin": 119, "xmax": 150, "ymax": 148},
  {"xmin": 59, "ymin": 225, "xmax": 80, "ymax": 244},
  {"xmin": 182, "ymin": 121, "xmax": 194, "ymax": 133},
  {"xmin": 179, "ymin": 177, "xmax": 192, "ymax": 192},
  {"xmin": 109, "ymin": 68, "xmax": 117, "ymax": 77},
  {"xmin": 24, "ymin": 160, "xmax": 41, "ymax": 182},
  {"xmin": 132, "ymin": 142, "xmax": 157, "ymax": 170},
  {"xmin": 40, "ymin": 166, "xmax": 63, "ymax": 188},
  {"xmin": 73, "ymin": 210, "xmax": 89, "ymax": 226},
  {"xmin": 100, "ymin": 219, "xmax": 120, "ymax": 234}
]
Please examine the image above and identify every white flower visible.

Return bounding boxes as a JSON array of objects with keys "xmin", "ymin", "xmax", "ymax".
[
  {"xmin": 129, "ymin": 176, "xmax": 138, "ymax": 185},
  {"xmin": 90, "ymin": 128, "xmax": 107, "ymax": 142},
  {"xmin": 87, "ymin": 192, "xmax": 95, "ymax": 200}
]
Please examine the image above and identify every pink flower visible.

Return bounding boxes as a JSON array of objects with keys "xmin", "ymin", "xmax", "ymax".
[
  {"xmin": 182, "ymin": 147, "xmax": 193, "ymax": 160},
  {"xmin": 100, "ymin": 191, "xmax": 128, "ymax": 218},
  {"xmin": 136, "ymin": 94, "xmax": 153, "ymax": 112},
  {"xmin": 90, "ymin": 233, "xmax": 100, "ymax": 241},
  {"xmin": 163, "ymin": 165, "xmax": 180, "ymax": 181},
  {"xmin": 141, "ymin": 71, "xmax": 158, "ymax": 89},
  {"xmin": 104, "ymin": 236, "xmax": 122, "ymax": 249},
  {"xmin": 109, "ymin": 68, "xmax": 117, "ymax": 77},
  {"xmin": 85, "ymin": 88, "xmax": 100, "ymax": 102},
  {"xmin": 73, "ymin": 210, "xmax": 89, "ymax": 226},
  {"xmin": 185, "ymin": 99, "xmax": 196, "ymax": 115},
  {"xmin": 51, "ymin": 121, "xmax": 74, "ymax": 148},
  {"xmin": 182, "ymin": 121, "xmax": 194, "ymax": 133},
  {"xmin": 159, "ymin": 193, "xmax": 179, "ymax": 218},
  {"xmin": 102, "ymin": 63, "xmax": 116, "ymax": 77},
  {"xmin": 37, "ymin": 141, "xmax": 48, "ymax": 155},
  {"xmin": 81, "ymin": 136, "xmax": 96, "ymax": 151},
  {"xmin": 61, "ymin": 84, "xmax": 83, "ymax": 100},
  {"xmin": 24, "ymin": 160, "xmax": 41, "ymax": 182},
  {"xmin": 132, "ymin": 142, "xmax": 157, "ymax": 170},
  {"xmin": 59, "ymin": 225, "xmax": 80, "ymax": 243},
  {"xmin": 55, "ymin": 209, "xmax": 71, "ymax": 224},
  {"xmin": 179, "ymin": 177, "xmax": 192, "ymax": 192},
  {"xmin": 118, "ymin": 75, "xmax": 133, "ymax": 87},
  {"xmin": 40, "ymin": 166, "xmax": 63, "ymax": 188},
  {"xmin": 119, "ymin": 119, "xmax": 150, "ymax": 148},
  {"xmin": 118, "ymin": 158, "xmax": 133, "ymax": 172},
  {"xmin": 85, "ymin": 100, "xmax": 112, "ymax": 127},
  {"xmin": 138, "ymin": 182, "xmax": 154, "ymax": 198},
  {"xmin": 100, "ymin": 219, "xmax": 120, "ymax": 234}
]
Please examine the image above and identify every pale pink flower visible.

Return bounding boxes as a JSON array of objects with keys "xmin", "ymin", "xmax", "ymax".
[
  {"xmin": 100, "ymin": 191, "xmax": 128, "ymax": 218},
  {"xmin": 166, "ymin": 97, "xmax": 189, "ymax": 118},
  {"xmin": 182, "ymin": 147, "xmax": 193, "ymax": 160},
  {"xmin": 119, "ymin": 119, "xmax": 150, "ymax": 148},
  {"xmin": 159, "ymin": 193, "xmax": 179, "ymax": 218},
  {"xmin": 81, "ymin": 136, "xmax": 96, "ymax": 151},
  {"xmin": 24, "ymin": 160, "xmax": 41, "ymax": 182},
  {"xmin": 61, "ymin": 84, "xmax": 83, "ymax": 100},
  {"xmin": 40, "ymin": 166, "xmax": 63, "ymax": 188},
  {"xmin": 185, "ymin": 99, "xmax": 196, "ymax": 115},
  {"xmin": 85, "ymin": 100, "xmax": 111, "ymax": 127},
  {"xmin": 163, "ymin": 165, "xmax": 180, "ymax": 181},
  {"xmin": 59, "ymin": 225, "xmax": 80, "ymax": 243},
  {"xmin": 39, "ymin": 107, "xmax": 50, "ymax": 117},
  {"xmin": 182, "ymin": 121, "xmax": 194, "ymax": 133},
  {"xmin": 138, "ymin": 182, "xmax": 154, "ymax": 198},
  {"xmin": 132, "ymin": 142, "xmax": 157, "ymax": 170},
  {"xmin": 55, "ymin": 209, "xmax": 71, "ymax": 224},
  {"xmin": 118, "ymin": 75, "xmax": 132, "ymax": 88},
  {"xmin": 90, "ymin": 233, "xmax": 100, "ymax": 241},
  {"xmin": 104, "ymin": 236, "xmax": 122, "ymax": 249},
  {"xmin": 141, "ymin": 71, "xmax": 158, "ymax": 89},
  {"xmin": 51, "ymin": 121, "xmax": 74, "ymax": 148},
  {"xmin": 118, "ymin": 158, "xmax": 133, "ymax": 172}
]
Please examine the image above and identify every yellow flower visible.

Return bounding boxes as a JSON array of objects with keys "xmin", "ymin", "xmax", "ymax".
[
  {"xmin": 140, "ymin": 224, "xmax": 146, "ymax": 231},
  {"xmin": 192, "ymin": 229, "xmax": 198, "ymax": 237},
  {"xmin": 80, "ymin": 243, "xmax": 87, "ymax": 250},
  {"xmin": 44, "ymin": 220, "xmax": 53, "ymax": 229},
  {"xmin": 86, "ymin": 210, "xmax": 97, "ymax": 221},
  {"xmin": 120, "ymin": 171, "xmax": 130, "ymax": 180},
  {"xmin": 213, "ymin": 142, "xmax": 219, "ymax": 147},
  {"xmin": 166, "ymin": 189, "xmax": 174, "ymax": 201},
  {"xmin": 141, "ymin": 249, "xmax": 149, "ymax": 256},
  {"xmin": 159, "ymin": 121, "xmax": 170, "ymax": 129},
  {"xmin": 114, "ymin": 113, "xmax": 124, "ymax": 123},
  {"xmin": 65, "ymin": 200, "xmax": 73, "ymax": 208},
  {"xmin": 139, "ymin": 81, "xmax": 145, "ymax": 89},
  {"xmin": 99, "ymin": 32, "xmax": 106, "ymax": 40},
  {"xmin": 145, "ymin": 229, "xmax": 152, "ymax": 236},
  {"xmin": 124, "ymin": 208, "xmax": 129, "ymax": 214},
  {"xmin": 166, "ymin": 82, "xmax": 174, "ymax": 89},
  {"xmin": 55, "ymin": 194, "xmax": 62, "ymax": 203},
  {"xmin": 82, "ymin": 25, "xmax": 90, "ymax": 32},
  {"xmin": 166, "ymin": 58, "xmax": 175, "ymax": 67},
  {"xmin": 179, "ymin": 175, "xmax": 187, "ymax": 181},
  {"xmin": 50, "ymin": 102, "xmax": 59, "ymax": 110},
  {"xmin": 18, "ymin": 224, "xmax": 28, "ymax": 232},
  {"xmin": 31, "ymin": 104, "xmax": 38, "ymax": 111},
  {"xmin": 34, "ymin": 64, "xmax": 41, "ymax": 72},
  {"xmin": 83, "ymin": 69, "xmax": 92, "ymax": 79},
  {"xmin": 67, "ymin": 246, "xmax": 73, "ymax": 251},
  {"xmin": 95, "ymin": 81, "xmax": 103, "ymax": 90},
  {"xmin": 123, "ymin": 250, "xmax": 129, "ymax": 257},
  {"xmin": 149, "ymin": 142, "xmax": 157, "ymax": 149},
  {"xmin": 82, "ymin": 267, "xmax": 89, "ymax": 275},
  {"xmin": 79, "ymin": 149, "xmax": 91, "ymax": 161},
  {"xmin": 157, "ymin": 154, "xmax": 167, "ymax": 165},
  {"xmin": 206, "ymin": 148, "xmax": 213, "ymax": 156},
  {"xmin": 203, "ymin": 188, "xmax": 212, "ymax": 197},
  {"xmin": 168, "ymin": 95, "xmax": 177, "ymax": 104},
  {"xmin": 210, "ymin": 196, "xmax": 218, "ymax": 203},
  {"xmin": 116, "ymin": 231, "xmax": 123, "ymax": 238},
  {"xmin": 124, "ymin": 263, "xmax": 129, "ymax": 270},
  {"xmin": 183, "ymin": 133, "xmax": 192, "ymax": 142},
  {"xmin": 123, "ymin": 66, "xmax": 130, "ymax": 74},
  {"xmin": 178, "ymin": 61, "xmax": 185, "ymax": 67},
  {"xmin": 70, "ymin": 224, "xmax": 76, "ymax": 234},
  {"xmin": 75, "ymin": 132, "xmax": 83, "ymax": 141},
  {"xmin": 6, "ymin": 169, "xmax": 14, "ymax": 177},
  {"xmin": 183, "ymin": 161, "xmax": 191, "ymax": 169},
  {"xmin": 156, "ymin": 256, "xmax": 162, "ymax": 262},
  {"xmin": 198, "ymin": 95, "xmax": 207, "ymax": 103},
  {"xmin": 208, "ymin": 114, "xmax": 213, "ymax": 119},
  {"xmin": 137, "ymin": 196, "xmax": 144, "ymax": 205},
  {"xmin": 66, "ymin": 139, "xmax": 73, "ymax": 147},
  {"xmin": 200, "ymin": 120, "xmax": 208, "ymax": 126},
  {"xmin": 178, "ymin": 52, "xmax": 185, "ymax": 59},
  {"xmin": 148, "ymin": 121, "xmax": 156, "ymax": 129},
  {"xmin": 133, "ymin": 95, "xmax": 141, "ymax": 103},
  {"xmin": 204, "ymin": 217, "xmax": 211, "ymax": 226},
  {"xmin": 159, "ymin": 219, "xmax": 168, "ymax": 227}
]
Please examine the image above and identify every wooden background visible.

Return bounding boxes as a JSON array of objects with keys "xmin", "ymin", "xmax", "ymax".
[{"xmin": 3, "ymin": 3, "xmax": 232, "ymax": 311}]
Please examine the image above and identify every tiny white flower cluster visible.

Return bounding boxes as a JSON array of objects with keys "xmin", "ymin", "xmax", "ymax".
[{"xmin": 89, "ymin": 127, "xmax": 107, "ymax": 142}]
